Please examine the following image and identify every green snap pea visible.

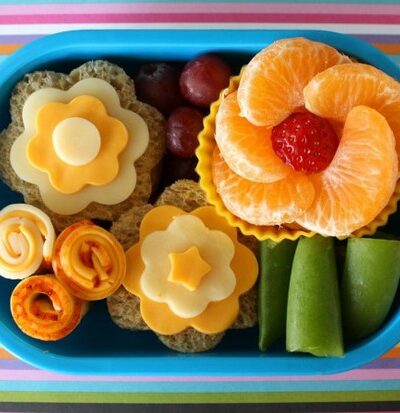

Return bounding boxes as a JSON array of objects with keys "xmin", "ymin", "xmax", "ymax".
[
  {"xmin": 341, "ymin": 238, "xmax": 400, "ymax": 341},
  {"xmin": 286, "ymin": 235, "xmax": 343, "ymax": 357},
  {"xmin": 258, "ymin": 239, "xmax": 297, "ymax": 352}
]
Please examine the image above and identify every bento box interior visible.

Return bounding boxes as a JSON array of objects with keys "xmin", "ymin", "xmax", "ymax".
[{"xmin": 0, "ymin": 30, "xmax": 398, "ymax": 373}]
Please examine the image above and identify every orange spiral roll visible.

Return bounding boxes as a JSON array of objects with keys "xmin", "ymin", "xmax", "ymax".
[
  {"xmin": 52, "ymin": 221, "xmax": 126, "ymax": 300},
  {"xmin": 10, "ymin": 275, "xmax": 87, "ymax": 341}
]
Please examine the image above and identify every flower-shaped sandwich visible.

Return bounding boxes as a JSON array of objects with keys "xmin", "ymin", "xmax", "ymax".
[
  {"xmin": 0, "ymin": 204, "xmax": 55, "ymax": 279},
  {"xmin": 123, "ymin": 204, "xmax": 258, "ymax": 336},
  {"xmin": 11, "ymin": 77, "xmax": 149, "ymax": 215},
  {"xmin": 197, "ymin": 38, "xmax": 400, "ymax": 239},
  {"xmin": 0, "ymin": 61, "xmax": 166, "ymax": 233}
]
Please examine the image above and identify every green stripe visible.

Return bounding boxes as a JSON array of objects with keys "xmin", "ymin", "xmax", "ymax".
[{"xmin": 0, "ymin": 391, "xmax": 399, "ymax": 403}]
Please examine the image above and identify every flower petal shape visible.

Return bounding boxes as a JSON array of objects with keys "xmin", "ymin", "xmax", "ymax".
[
  {"xmin": 237, "ymin": 37, "xmax": 350, "ymax": 127},
  {"xmin": 27, "ymin": 95, "xmax": 128, "ymax": 194},
  {"xmin": 123, "ymin": 205, "xmax": 258, "ymax": 335},
  {"xmin": 296, "ymin": 106, "xmax": 398, "ymax": 237},
  {"xmin": 304, "ymin": 63, "xmax": 400, "ymax": 158},
  {"xmin": 215, "ymin": 91, "xmax": 290, "ymax": 183},
  {"xmin": 140, "ymin": 214, "xmax": 236, "ymax": 318},
  {"xmin": 10, "ymin": 78, "xmax": 149, "ymax": 215},
  {"xmin": 212, "ymin": 147, "xmax": 315, "ymax": 226}
]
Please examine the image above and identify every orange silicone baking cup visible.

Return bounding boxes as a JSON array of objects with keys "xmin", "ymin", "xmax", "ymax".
[{"xmin": 195, "ymin": 69, "xmax": 400, "ymax": 242}]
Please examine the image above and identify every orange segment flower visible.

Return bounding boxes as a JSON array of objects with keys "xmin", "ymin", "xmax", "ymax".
[
  {"xmin": 27, "ymin": 95, "xmax": 128, "ymax": 194},
  {"xmin": 123, "ymin": 205, "xmax": 258, "ymax": 335},
  {"xmin": 197, "ymin": 38, "xmax": 400, "ymax": 239}
]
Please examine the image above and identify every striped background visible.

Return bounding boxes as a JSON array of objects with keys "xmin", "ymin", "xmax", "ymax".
[
  {"xmin": 0, "ymin": 0, "xmax": 400, "ymax": 411},
  {"xmin": 0, "ymin": 1, "xmax": 400, "ymax": 62},
  {"xmin": 0, "ymin": 346, "xmax": 399, "ymax": 405}
]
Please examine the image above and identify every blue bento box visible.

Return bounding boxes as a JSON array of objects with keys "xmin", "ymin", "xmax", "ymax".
[{"xmin": 0, "ymin": 29, "xmax": 399, "ymax": 376}]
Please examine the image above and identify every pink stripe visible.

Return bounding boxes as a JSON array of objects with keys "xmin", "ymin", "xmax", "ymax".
[
  {"xmin": 1, "ymin": 13, "xmax": 399, "ymax": 25},
  {"xmin": 1, "ymin": 369, "xmax": 399, "ymax": 382},
  {"xmin": 0, "ymin": 3, "xmax": 399, "ymax": 16}
]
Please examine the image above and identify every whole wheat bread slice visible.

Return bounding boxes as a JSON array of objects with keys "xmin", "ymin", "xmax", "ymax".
[
  {"xmin": 0, "ymin": 60, "xmax": 166, "ymax": 232},
  {"xmin": 107, "ymin": 180, "xmax": 258, "ymax": 353}
]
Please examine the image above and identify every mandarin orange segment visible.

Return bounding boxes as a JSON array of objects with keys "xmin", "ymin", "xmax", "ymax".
[
  {"xmin": 212, "ymin": 147, "xmax": 315, "ymax": 226},
  {"xmin": 296, "ymin": 106, "xmax": 398, "ymax": 237},
  {"xmin": 304, "ymin": 63, "xmax": 400, "ymax": 156},
  {"xmin": 215, "ymin": 91, "xmax": 290, "ymax": 183},
  {"xmin": 237, "ymin": 37, "xmax": 350, "ymax": 127}
]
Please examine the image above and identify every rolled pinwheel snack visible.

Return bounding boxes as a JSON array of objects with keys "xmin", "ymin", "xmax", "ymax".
[
  {"xmin": 10, "ymin": 275, "xmax": 87, "ymax": 341},
  {"xmin": 52, "ymin": 220, "xmax": 126, "ymax": 300},
  {"xmin": 286, "ymin": 235, "xmax": 343, "ymax": 357},
  {"xmin": 0, "ymin": 204, "xmax": 55, "ymax": 279}
]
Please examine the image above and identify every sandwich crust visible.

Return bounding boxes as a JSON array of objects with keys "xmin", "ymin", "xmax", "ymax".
[
  {"xmin": 107, "ymin": 180, "xmax": 258, "ymax": 353},
  {"xmin": 0, "ymin": 60, "xmax": 166, "ymax": 232}
]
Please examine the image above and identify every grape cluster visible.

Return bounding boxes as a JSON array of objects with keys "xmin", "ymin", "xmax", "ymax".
[{"xmin": 135, "ymin": 54, "xmax": 231, "ymax": 184}]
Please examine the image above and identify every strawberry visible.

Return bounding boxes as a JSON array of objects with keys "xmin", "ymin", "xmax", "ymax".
[{"xmin": 271, "ymin": 111, "xmax": 339, "ymax": 174}]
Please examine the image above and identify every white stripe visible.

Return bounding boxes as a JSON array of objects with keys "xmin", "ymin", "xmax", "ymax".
[{"xmin": 0, "ymin": 23, "xmax": 400, "ymax": 35}]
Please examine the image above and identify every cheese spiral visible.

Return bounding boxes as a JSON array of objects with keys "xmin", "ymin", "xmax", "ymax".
[
  {"xmin": 52, "ymin": 221, "xmax": 126, "ymax": 300},
  {"xmin": 10, "ymin": 275, "xmax": 87, "ymax": 341},
  {"xmin": 0, "ymin": 204, "xmax": 55, "ymax": 279}
]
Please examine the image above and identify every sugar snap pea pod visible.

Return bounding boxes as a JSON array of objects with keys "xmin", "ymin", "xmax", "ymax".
[
  {"xmin": 286, "ymin": 235, "xmax": 343, "ymax": 357},
  {"xmin": 341, "ymin": 238, "xmax": 400, "ymax": 341},
  {"xmin": 258, "ymin": 239, "xmax": 297, "ymax": 352}
]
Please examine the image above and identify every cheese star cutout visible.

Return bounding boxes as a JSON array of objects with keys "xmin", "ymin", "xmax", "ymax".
[{"xmin": 168, "ymin": 246, "xmax": 211, "ymax": 292}]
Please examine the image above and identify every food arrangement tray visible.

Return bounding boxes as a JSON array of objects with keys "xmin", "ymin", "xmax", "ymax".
[{"xmin": 0, "ymin": 29, "xmax": 399, "ymax": 376}]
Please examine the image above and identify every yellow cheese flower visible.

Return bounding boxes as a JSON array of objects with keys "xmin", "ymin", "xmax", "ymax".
[
  {"xmin": 11, "ymin": 78, "xmax": 149, "ymax": 215},
  {"xmin": 124, "ymin": 205, "xmax": 258, "ymax": 335},
  {"xmin": 27, "ymin": 95, "xmax": 128, "ymax": 194}
]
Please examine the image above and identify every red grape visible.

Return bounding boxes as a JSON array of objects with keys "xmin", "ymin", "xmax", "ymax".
[
  {"xmin": 180, "ymin": 54, "xmax": 232, "ymax": 108},
  {"xmin": 135, "ymin": 63, "xmax": 184, "ymax": 116},
  {"xmin": 167, "ymin": 107, "xmax": 204, "ymax": 158}
]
